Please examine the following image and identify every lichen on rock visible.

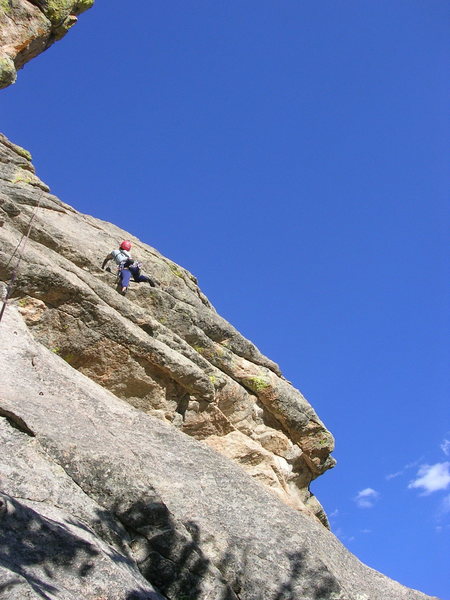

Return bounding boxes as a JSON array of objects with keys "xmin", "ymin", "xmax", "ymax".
[
  {"xmin": 30, "ymin": 0, "xmax": 93, "ymax": 26},
  {"xmin": 0, "ymin": 0, "xmax": 94, "ymax": 88},
  {"xmin": 0, "ymin": 55, "xmax": 16, "ymax": 88},
  {"xmin": 0, "ymin": 0, "xmax": 11, "ymax": 14}
]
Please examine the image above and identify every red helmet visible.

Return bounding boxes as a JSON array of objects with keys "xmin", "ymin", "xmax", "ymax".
[{"xmin": 120, "ymin": 240, "xmax": 131, "ymax": 251}]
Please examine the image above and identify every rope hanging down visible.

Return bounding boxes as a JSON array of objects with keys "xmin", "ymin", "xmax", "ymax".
[{"xmin": 0, "ymin": 191, "xmax": 45, "ymax": 326}]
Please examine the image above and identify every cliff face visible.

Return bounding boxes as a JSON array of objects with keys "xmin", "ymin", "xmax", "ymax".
[
  {"xmin": 0, "ymin": 136, "xmax": 440, "ymax": 600},
  {"xmin": 0, "ymin": 5, "xmax": 440, "ymax": 595},
  {"xmin": 0, "ymin": 0, "xmax": 94, "ymax": 88},
  {"xmin": 0, "ymin": 132, "xmax": 442, "ymax": 600},
  {"xmin": 0, "ymin": 305, "xmax": 438, "ymax": 600},
  {"xmin": 0, "ymin": 134, "xmax": 335, "ymax": 526}
]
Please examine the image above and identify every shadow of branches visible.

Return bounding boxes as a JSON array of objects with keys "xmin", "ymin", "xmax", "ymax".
[
  {"xmin": 0, "ymin": 495, "xmax": 99, "ymax": 600},
  {"xmin": 97, "ymin": 498, "xmax": 343, "ymax": 600},
  {"xmin": 0, "ymin": 492, "xmax": 343, "ymax": 600},
  {"xmin": 104, "ymin": 499, "xmax": 225, "ymax": 600}
]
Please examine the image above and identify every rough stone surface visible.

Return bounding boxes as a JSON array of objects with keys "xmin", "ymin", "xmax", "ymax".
[
  {"xmin": 0, "ymin": 493, "xmax": 164, "ymax": 600},
  {"xmin": 0, "ymin": 0, "xmax": 94, "ymax": 89},
  {"xmin": 0, "ymin": 132, "xmax": 336, "ymax": 526},
  {"xmin": 0, "ymin": 307, "xmax": 438, "ymax": 600}
]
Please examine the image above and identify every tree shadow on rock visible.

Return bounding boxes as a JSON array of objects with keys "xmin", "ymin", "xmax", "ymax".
[
  {"xmin": 273, "ymin": 550, "xmax": 342, "ymax": 600},
  {"xmin": 213, "ymin": 536, "xmax": 257, "ymax": 600},
  {"xmin": 98, "ymin": 496, "xmax": 344, "ymax": 600},
  {"xmin": 0, "ymin": 494, "xmax": 99, "ymax": 600},
  {"xmin": 2, "ymin": 490, "xmax": 344, "ymax": 600},
  {"xmin": 111, "ymin": 499, "xmax": 219, "ymax": 600}
]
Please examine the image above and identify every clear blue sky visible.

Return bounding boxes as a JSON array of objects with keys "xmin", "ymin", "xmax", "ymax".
[{"xmin": 1, "ymin": 2, "xmax": 448, "ymax": 598}]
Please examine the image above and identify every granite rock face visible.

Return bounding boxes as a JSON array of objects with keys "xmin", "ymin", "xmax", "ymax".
[
  {"xmin": 0, "ymin": 0, "xmax": 94, "ymax": 88},
  {"xmin": 0, "ymin": 132, "xmax": 334, "ymax": 526},
  {"xmin": 0, "ymin": 306, "xmax": 438, "ymax": 600},
  {"xmin": 0, "ymin": 5, "xmax": 438, "ymax": 595}
]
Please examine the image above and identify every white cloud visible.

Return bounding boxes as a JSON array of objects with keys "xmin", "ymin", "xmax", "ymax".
[
  {"xmin": 408, "ymin": 462, "xmax": 450, "ymax": 495},
  {"xmin": 354, "ymin": 488, "xmax": 380, "ymax": 508},
  {"xmin": 334, "ymin": 527, "xmax": 357, "ymax": 543},
  {"xmin": 386, "ymin": 470, "xmax": 403, "ymax": 480},
  {"xmin": 441, "ymin": 439, "xmax": 450, "ymax": 456},
  {"xmin": 385, "ymin": 457, "xmax": 423, "ymax": 481}
]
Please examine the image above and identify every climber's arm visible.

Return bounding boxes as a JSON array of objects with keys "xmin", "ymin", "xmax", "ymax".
[{"xmin": 101, "ymin": 253, "xmax": 113, "ymax": 270}]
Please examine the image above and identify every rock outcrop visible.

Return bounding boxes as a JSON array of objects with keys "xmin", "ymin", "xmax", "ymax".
[
  {"xmin": 0, "ymin": 132, "xmax": 336, "ymax": 527},
  {"xmin": 0, "ymin": 306, "xmax": 438, "ymax": 600},
  {"xmin": 0, "ymin": 5, "xmax": 438, "ymax": 595},
  {"xmin": 0, "ymin": 0, "xmax": 94, "ymax": 88}
]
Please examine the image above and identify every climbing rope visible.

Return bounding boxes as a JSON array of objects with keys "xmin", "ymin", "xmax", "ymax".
[{"xmin": 0, "ymin": 190, "xmax": 45, "ymax": 325}]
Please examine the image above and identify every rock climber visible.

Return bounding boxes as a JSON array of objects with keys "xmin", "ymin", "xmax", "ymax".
[{"xmin": 101, "ymin": 240, "xmax": 156, "ymax": 294}]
